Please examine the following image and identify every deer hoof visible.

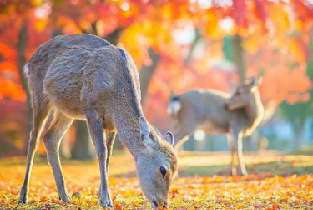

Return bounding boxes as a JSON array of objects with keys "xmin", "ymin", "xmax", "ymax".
[
  {"xmin": 100, "ymin": 201, "xmax": 113, "ymax": 208},
  {"xmin": 100, "ymin": 195, "xmax": 113, "ymax": 207},
  {"xmin": 241, "ymin": 171, "xmax": 249, "ymax": 177},
  {"xmin": 59, "ymin": 193, "xmax": 72, "ymax": 203},
  {"xmin": 239, "ymin": 167, "xmax": 249, "ymax": 176},
  {"xmin": 231, "ymin": 167, "xmax": 237, "ymax": 176},
  {"xmin": 18, "ymin": 189, "xmax": 28, "ymax": 204},
  {"xmin": 18, "ymin": 199, "xmax": 27, "ymax": 204}
]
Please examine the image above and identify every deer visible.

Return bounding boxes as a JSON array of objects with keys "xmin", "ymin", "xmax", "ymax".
[
  {"xmin": 18, "ymin": 34, "xmax": 178, "ymax": 209},
  {"xmin": 168, "ymin": 76, "xmax": 264, "ymax": 176}
]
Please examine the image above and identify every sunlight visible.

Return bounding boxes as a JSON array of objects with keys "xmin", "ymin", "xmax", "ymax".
[
  {"xmin": 120, "ymin": 2, "xmax": 129, "ymax": 11},
  {"xmin": 194, "ymin": 130, "xmax": 205, "ymax": 141},
  {"xmin": 35, "ymin": 7, "xmax": 47, "ymax": 19},
  {"xmin": 219, "ymin": 17, "xmax": 234, "ymax": 32},
  {"xmin": 173, "ymin": 21, "xmax": 195, "ymax": 45}
]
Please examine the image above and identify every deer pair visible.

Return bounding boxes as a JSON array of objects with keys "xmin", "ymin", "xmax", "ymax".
[{"xmin": 168, "ymin": 76, "xmax": 264, "ymax": 176}]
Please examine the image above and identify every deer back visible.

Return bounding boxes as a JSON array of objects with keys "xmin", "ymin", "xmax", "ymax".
[
  {"xmin": 27, "ymin": 34, "xmax": 110, "ymax": 89},
  {"xmin": 177, "ymin": 90, "xmax": 236, "ymax": 132}
]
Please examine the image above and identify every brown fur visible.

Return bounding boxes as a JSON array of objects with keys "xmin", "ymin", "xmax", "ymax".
[
  {"xmin": 168, "ymin": 77, "xmax": 264, "ymax": 176},
  {"xmin": 18, "ymin": 34, "xmax": 178, "ymax": 209}
]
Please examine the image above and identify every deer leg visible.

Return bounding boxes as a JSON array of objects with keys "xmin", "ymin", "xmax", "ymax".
[
  {"xmin": 98, "ymin": 130, "xmax": 116, "ymax": 198},
  {"xmin": 237, "ymin": 134, "xmax": 248, "ymax": 176},
  {"xmin": 18, "ymin": 97, "xmax": 50, "ymax": 204},
  {"xmin": 173, "ymin": 123, "xmax": 198, "ymax": 152},
  {"xmin": 86, "ymin": 111, "xmax": 112, "ymax": 207},
  {"xmin": 227, "ymin": 134, "xmax": 237, "ymax": 176},
  {"xmin": 230, "ymin": 128, "xmax": 248, "ymax": 176},
  {"xmin": 43, "ymin": 111, "xmax": 73, "ymax": 202},
  {"xmin": 173, "ymin": 135, "xmax": 190, "ymax": 152},
  {"xmin": 105, "ymin": 131, "xmax": 117, "ymax": 175}
]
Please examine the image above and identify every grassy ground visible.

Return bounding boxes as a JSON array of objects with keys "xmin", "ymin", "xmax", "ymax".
[{"xmin": 1, "ymin": 153, "xmax": 313, "ymax": 209}]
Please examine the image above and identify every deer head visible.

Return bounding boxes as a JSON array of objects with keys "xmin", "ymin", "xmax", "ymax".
[
  {"xmin": 226, "ymin": 76, "xmax": 262, "ymax": 110},
  {"xmin": 135, "ymin": 117, "xmax": 178, "ymax": 209}
]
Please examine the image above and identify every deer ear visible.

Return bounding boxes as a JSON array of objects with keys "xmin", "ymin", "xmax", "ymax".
[
  {"xmin": 164, "ymin": 131, "xmax": 174, "ymax": 146},
  {"xmin": 245, "ymin": 76, "xmax": 255, "ymax": 85},
  {"xmin": 255, "ymin": 76, "xmax": 263, "ymax": 86},
  {"xmin": 139, "ymin": 117, "xmax": 159, "ymax": 150},
  {"xmin": 139, "ymin": 116, "xmax": 149, "ymax": 142},
  {"xmin": 251, "ymin": 76, "xmax": 263, "ymax": 92}
]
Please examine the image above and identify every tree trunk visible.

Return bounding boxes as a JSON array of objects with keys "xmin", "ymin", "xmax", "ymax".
[
  {"xmin": 184, "ymin": 29, "xmax": 201, "ymax": 66},
  {"xmin": 105, "ymin": 28, "xmax": 124, "ymax": 45},
  {"xmin": 139, "ymin": 48, "xmax": 161, "ymax": 104},
  {"xmin": 71, "ymin": 121, "xmax": 94, "ymax": 160},
  {"xmin": 52, "ymin": 28, "xmax": 63, "ymax": 37},
  {"xmin": 17, "ymin": 23, "xmax": 31, "ymax": 155},
  {"xmin": 223, "ymin": 35, "xmax": 234, "ymax": 62},
  {"xmin": 232, "ymin": 34, "xmax": 245, "ymax": 82},
  {"xmin": 59, "ymin": 134, "xmax": 71, "ymax": 158}
]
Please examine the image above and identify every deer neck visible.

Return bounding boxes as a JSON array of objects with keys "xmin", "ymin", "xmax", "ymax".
[
  {"xmin": 245, "ymin": 90, "xmax": 263, "ymax": 125},
  {"xmin": 113, "ymin": 88, "xmax": 146, "ymax": 157}
]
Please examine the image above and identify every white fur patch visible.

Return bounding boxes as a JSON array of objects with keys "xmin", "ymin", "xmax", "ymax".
[
  {"xmin": 167, "ymin": 100, "xmax": 181, "ymax": 115},
  {"xmin": 23, "ymin": 63, "xmax": 29, "ymax": 76}
]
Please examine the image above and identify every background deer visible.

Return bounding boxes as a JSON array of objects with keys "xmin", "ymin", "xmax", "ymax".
[
  {"xmin": 168, "ymin": 77, "xmax": 264, "ymax": 176},
  {"xmin": 18, "ymin": 34, "xmax": 178, "ymax": 209}
]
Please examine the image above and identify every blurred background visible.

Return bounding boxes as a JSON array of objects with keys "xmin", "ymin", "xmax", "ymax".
[{"xmin": 1, "ymin": 0, "xmax": 313, "ymax": 163}]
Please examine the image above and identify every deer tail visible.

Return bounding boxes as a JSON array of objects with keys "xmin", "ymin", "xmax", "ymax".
[{"xmin": 168, "ymin": 96, "xmax": 181, "ymax": 116}]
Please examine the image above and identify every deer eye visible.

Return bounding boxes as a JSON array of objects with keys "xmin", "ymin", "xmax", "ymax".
[{"xmin": 159, "ymin": 166, "xmax": 166, "ymax": 177}]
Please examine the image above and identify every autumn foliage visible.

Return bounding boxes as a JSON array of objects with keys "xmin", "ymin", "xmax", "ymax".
[
  {"xmin": 1, "ymin": 155, "xmax": 313, "ymax": 209},
  {"xmin": 1, "ymin": 1, "xmax": 313, "ymax": 129}
]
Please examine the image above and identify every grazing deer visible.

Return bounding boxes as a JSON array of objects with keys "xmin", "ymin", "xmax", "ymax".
[
  {"xmin": 168, "ymin": 77, "xmax": 264, "ymax": 176},
  {"xmin": 18, "ymin": 34, "xmax": 178, "ymax": 209}
]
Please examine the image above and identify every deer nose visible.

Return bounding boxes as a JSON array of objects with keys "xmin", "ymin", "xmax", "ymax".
[
  {"xmin": 153, "ymin": 199, "xmax": 168, "ymax": 209},
  {"xmin": 153, "ymin": 201, "xmax": 158, "ymax": 207}
]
